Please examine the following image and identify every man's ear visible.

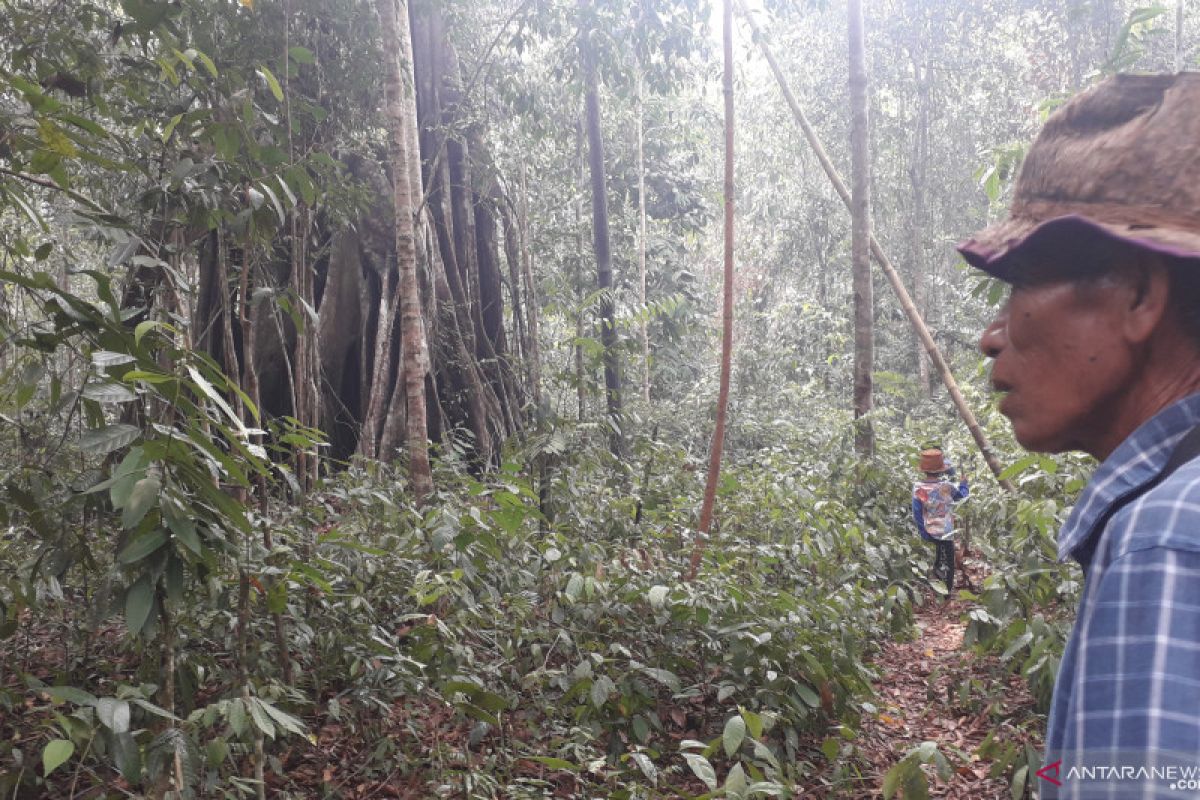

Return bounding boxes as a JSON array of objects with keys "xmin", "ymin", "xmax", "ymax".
[{"xmin": 1122, "ymin": 258, "xmax": 1170, "ymax": 344}]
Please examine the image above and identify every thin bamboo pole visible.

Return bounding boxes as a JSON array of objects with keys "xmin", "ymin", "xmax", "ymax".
[{"xmin": 737, "ymin": 0, "xmax": 1015, "ymax": 492}]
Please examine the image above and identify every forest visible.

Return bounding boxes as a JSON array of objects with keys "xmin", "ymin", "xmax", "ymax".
[{"xmin": 0, "ymin": 0, "xmax": 1195, "ymax": 797}]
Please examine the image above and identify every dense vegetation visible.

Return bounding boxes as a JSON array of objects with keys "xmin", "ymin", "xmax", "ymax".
[{"xmin": 1, "ymin": 0, "xmax": 1193, "ymax": 797}]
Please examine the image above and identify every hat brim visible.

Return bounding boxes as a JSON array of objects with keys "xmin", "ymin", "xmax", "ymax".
[{"xmin": 958, "ymin": 213, "xmax": 1200, "ymax": 282}]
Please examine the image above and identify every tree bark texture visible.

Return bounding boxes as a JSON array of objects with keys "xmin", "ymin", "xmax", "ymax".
[{"xmin": 849, "ymin": 0, "xmax": 875, "ymax": 457}]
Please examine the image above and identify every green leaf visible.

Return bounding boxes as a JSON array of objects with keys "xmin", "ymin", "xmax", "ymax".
[
  {"xmin": 257, "ymin": 699, "xmax": 306, "ymax": 736},
  {"xmin": 683, "ymin": 753, "xmax": 717, "ymax": 791},
  {"xmin": 80, "ymin": 423, "xmax": 141, "ymax": 454},
  {"xmin": 119, "ymin": 528, "xmax": 166, "ymax": 564},
  {"xmin": 288, "ymin": 46, "xmax": 315, "ymax": 64},
  {"xmin": 740, "ymin": 708, "xmax": 764, "ymax": 739},
  {"xmin": 167, "ymin": 514, "xmax": 202, "ymax": 555},
  {"xmin": 124, "ymin": 574, "xmax": 154, "ymax": 635},
  {"xmin": 82, "ymin": 383, "xmax": 137, "ymax": 403},
  {"xmin": 247, "ymin": 698, "xmax": 275, "ymax": 738},
  {"xmin": 228, "ymin": 699, "xmax": 247, "ymax": 737},
  {"xmin": 1011, "ymin": 764, "xmax": 1028, "ymax": 800},
  {"xmin": 723, "ymin": 715, "xmax": 746, "ymax": 757},
  {"xmin": 42, "ymin": 739, "xmax": 74, "ymax": 776},
  {"xmin": 882, "ymin": 760, "xmax": 913, "ymax": 799},
  {"xmin": 45, "ymin": 686, "xmax": 97, "ymax": 706},
  {"xmin": 630, "ymin": 751, "xmax": 657, "ymax": 785},
  {"xmin": 795, "ymin": 683, "xmax": 820, "ymax": 708},
  {"xmin": 257, "ymin": 66, "xmax": 284, "ymax": 102},
  {"xmin": 821, "ymin": 737, "xmax": 840, "ymax": 761},
  {"xmin": 725, "ymin": 762, "xmax": 748, "ymax": 799},
  {"xmin": 590, "ymin": 675, "xmax": 615, "ymax": 709},
  {"xmin": 92, "ymin": 350, "xmax": 136, "ymax": 367},
  {"xmin": 121, "ymin": 477, "xmax": 161, "ymax": 529},
  {"xmin": 97, "ymin": 698, "xmax": 131, "ymax": 733},
  {"xmin": 161, "ymin": 113, "xmax": 183, "ymax": 143},
  {"xmin": 112, "ymin": 731, "xmax": 142, "ymax": 781}
]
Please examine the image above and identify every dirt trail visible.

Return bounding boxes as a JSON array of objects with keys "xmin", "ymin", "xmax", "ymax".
[{"xmin": 827, "ymin": 560, "xmax": 1041, "ymax": 799}]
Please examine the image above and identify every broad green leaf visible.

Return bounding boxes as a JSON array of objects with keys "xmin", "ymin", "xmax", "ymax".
[
  {"xmin": 42, "ymin": 739, "xmax": 74, "ymax": 776},
  {"xmin": 257, "ymin": 699, "xmax": 306, "ymax": 735},
  {"xmin": 228, "ymin": 698, "xmax": 247, "ymax": 736},
  {"xmin": 724, "ymin": 762, "xmax": 747, "ymax": 799},
  {"xmin": 683, "ymin": 753, "xmax": 717, "ymax": 791},
  {"xmin": 45, "ymin": 686, "xmax": 97, "ymax": 706},
  {"xmin": 119, "ymin": 529, "xmax": 167, "ymax": 565},
  {"xmin": 92, "ymin": 350, "xmax": 136, "ymax": 367},
  {"xmin": 723, "ymin": 715, "xmax": 746, "ymax": 757},
  {"xmin": 121, "ymin": 476, "xmax": 161, "ymax": 529},
  {"xmin": 97, "ymin": 698, "xmax": 131, "ymax": 733},
  {"xmin": 82, "ymin": 382, "xmax": 137, "ymax": 403},
  {"xmin": 80, "ymin": 424, "xmax": 141, "ymax": 455},
  {"xmin": 740, "ymin": 707, "xmax": 763, "ymax": 739},
  {"xmin": 124, "ymin": 574, "xmax": 154, "ymax": 635},
  {"xmin": 795, "ymin": 683, "xmax": 820, "ymax": 708},
  {"xmin": 167, "ymin": 514, "xmax": 202, "ymax": 555},
  {"xmin": 247, "ymin": 697, "xmax": 275, "ymax": 738},
  {"xmin": 590, "ymin": 675, "xmax": 615, "ymax": 709}
]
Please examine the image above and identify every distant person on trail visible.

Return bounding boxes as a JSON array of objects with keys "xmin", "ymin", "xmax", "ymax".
[
  {"xmin": 959, "ymin": 73, "xmax": 1200, "ymax": 798},
  {"xmin": 912, "ymin": 447, "xmax": 968, "ymax": 596}
]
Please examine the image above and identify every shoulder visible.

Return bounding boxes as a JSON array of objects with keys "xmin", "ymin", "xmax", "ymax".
[{"xmin": 1113, "ymin": 459, "xmax": 1200, "ymax": 558}]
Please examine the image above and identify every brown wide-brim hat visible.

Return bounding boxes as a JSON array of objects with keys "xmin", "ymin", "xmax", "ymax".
[{"xmin": 958, "ymin": 72, "xmax": 1200, "ymax": 281}]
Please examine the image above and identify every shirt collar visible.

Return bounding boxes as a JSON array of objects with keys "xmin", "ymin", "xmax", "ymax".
[{"xmin": 1058, "ymin": 393, "xmax": 1200, "ymax": 562}]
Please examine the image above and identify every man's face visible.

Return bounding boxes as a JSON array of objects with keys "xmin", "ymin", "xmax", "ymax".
[{"xmin": 979, "ymin": 278, "xmax": 1134, "ymax": 455}]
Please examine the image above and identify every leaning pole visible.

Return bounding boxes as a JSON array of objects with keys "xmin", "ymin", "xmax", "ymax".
[{"xmin": 737, "ymin": 0, "xmax": 1015, "ymax": 492}]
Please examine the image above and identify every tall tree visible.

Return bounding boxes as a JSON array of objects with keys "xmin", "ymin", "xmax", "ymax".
[
  {"xmin": 377, "ymin": 0, "xmax": 433, "ymax": 503},
  {"xmin": 580, "ymin": 0, "xmax": 624, "ymax": 455},
  {"xmin": 849, "ymin": 0, "xmax": 874, "ymax": 456}
]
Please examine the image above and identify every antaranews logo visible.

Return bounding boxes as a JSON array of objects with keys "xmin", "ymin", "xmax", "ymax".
[
  {"xmin": 1037, "ymin": 760, "xmax": 1063, "ymax": 787},
  {"xmin": 1036, "ymin": 754, "xmax": 1200, "ymax": 795}
]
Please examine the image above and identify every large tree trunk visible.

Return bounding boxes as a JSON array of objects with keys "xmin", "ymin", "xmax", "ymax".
[
  {"xmin": 376, "ymin": 0, "xmax": 432, "ymax": 502},
  {"xmin": 580, "ymin": 0, "xmax": 623, "ymax": 455},
  {"xmin": 848, "ymin": 0, "xmax": 874, "ymax": 457}
]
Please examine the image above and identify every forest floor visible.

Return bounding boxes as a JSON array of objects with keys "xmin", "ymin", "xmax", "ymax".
[
  {"xmin": 2, "ymin": 556, "xmax": 1044, "ymax": 799},
  {"xmin": 821, "ymin": 556, "xmax": 1042, "ymax": 800}
]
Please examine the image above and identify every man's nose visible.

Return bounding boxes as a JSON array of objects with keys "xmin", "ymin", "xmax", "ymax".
[{"xmin": 979, "ymin": 310, "xmax": 1007, "ymax": 358}]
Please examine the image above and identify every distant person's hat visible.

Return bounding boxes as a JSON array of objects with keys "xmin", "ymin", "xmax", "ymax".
[
  {"xmin": 957, "ymin": 72, "xmax": 1200, "ymax": 282},
  {"xmin": 919, "ymin": 448, "xmax": 947, "ymax": 474}
]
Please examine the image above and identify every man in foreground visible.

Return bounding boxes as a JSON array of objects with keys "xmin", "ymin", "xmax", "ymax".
[{"xmin": 958, "ymin": 72, "xmax": 1200, "ymax": 798}]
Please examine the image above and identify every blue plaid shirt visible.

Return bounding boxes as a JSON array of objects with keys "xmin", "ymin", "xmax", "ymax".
[{"xmin": 1045, "ymin": 393, "xmax": 1200, "ymax": 798}]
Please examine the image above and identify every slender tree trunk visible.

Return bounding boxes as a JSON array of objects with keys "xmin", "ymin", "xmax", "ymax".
[
  {"xmin": 574, "ymin": 119, "xmax": 587, "ymax": 422},
  {"xmin": 738, "ymin": 0, "xmax": 1015, "ymax": 491},
  {"xmin": 685, "ymin": 0, "xmax": 735, "ymax": 582},
  {"xmin": 378, "ymin": 0, "xmax": 433, "ymax": 503},
  {"xmin": 636, "ymin": 72, "xmax": 651, "ymax": 405},
  {"xmin": 909, "ymin": 42, "xmax": 931, "ymax": 397},
  {"xmin": 519, "ymin": 163, "xmax": 542, "ymax": 408},
  {"xmin": 849, "ymin": 0, "xmax": 874, "ymax": 456},
  {"xmin": 580, "ymin": 0, "xmax": 623, "ymax": 455}
]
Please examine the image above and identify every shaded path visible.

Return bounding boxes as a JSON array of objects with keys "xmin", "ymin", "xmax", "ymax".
[{"xmin": 818, "ymin": 559, "xmax": 1042, "ymax": 798}]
